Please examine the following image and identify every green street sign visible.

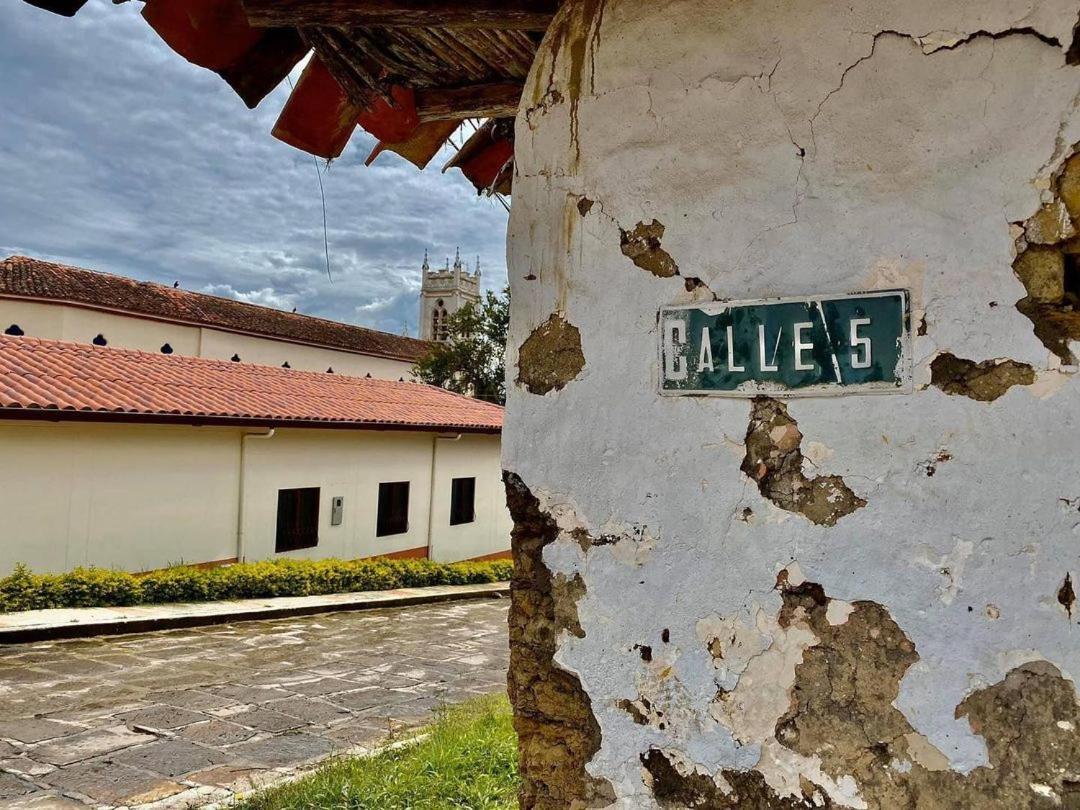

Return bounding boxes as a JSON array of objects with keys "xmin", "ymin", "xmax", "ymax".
[{"xmin": 659, "ymin": 290, "xmax": 910, "ymax": 397}]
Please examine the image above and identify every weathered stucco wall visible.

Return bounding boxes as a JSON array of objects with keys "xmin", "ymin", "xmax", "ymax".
[{"xmin": 503, "ymin": 1, "xmax": 1080, "ymax": 806}]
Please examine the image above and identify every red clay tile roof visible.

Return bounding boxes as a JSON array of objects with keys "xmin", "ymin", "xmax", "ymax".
[
  {"xmin": 0, "ymin": 255, "xmax": 432, "ymax": 362},
  {"xmin": 0, "ymin": 336, "xmax": 501, "ymax": 433}
]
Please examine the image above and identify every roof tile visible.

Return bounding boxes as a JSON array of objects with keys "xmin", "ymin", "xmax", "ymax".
[{"xmin": 0, "ymin": 336, "xmax": 501, "ymax": 433}]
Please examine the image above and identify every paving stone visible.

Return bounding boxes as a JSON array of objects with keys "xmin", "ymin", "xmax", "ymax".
[
  {"xmin": 332, "ymin": 687, "xmax": 419, "ymax": 712},
  {"xmin": 0, "ymin": 792, "xmax": 88, "ymax": 809},
  {"xmin": 155, "ymin": 690, "xmax": 237, "ymax": 712},
  {"xmin": 112, "ymin": 740, "xmax": 228, "ymax": 778},
  {"xmin": 229, "ymin": 734, "xmax": 333, "ymax": 768},
  {"xmin": 226, "ymin": 708, "xmax": 304, "ymax": 734},
  {"xmin": 206, "ymin": 685, "xmax": 291, "ymax": 704},
  {"xmin": 29, "ymin": 727, "xmax": 154, "ymax": 766},
  {"xmin": 263, "ymin": 698, "xmax": 351, "ymax": 725},
  {"xmin": 116, "ymin": 705, "xmax": 207, "ymax": 731},
  {"xmin": 0, "ymin": 757, "xmax": 54, "ymax": 777},
  {"xmin": 323, "ymin": 722, "xmax": 391, "ymax": 751},
  {"xmin": 177, "ymin": 720, "xmax": 255, "ymax": 747},
  {"xmin": 0, "ymin": 773, "xmax": 36, "ymax": 801},
  {"xmin": 0, "ymin": 720, "xmax": 82, "ymax": 746},
  {"xmin": 286, "ymin": 678, "xmax": 362, "ymax": 697},
  {"xmin": 185, "ymin": 765, "xmax": 275, "ymax": 790},
  {"xmin": 42, "ymin": 760, "xmax": 184, "ymax": 805}
]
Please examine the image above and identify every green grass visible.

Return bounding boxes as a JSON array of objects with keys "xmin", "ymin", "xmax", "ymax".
[{"xmin": 234, "ymin": 695, "xmax": 519, "ymax": 810}]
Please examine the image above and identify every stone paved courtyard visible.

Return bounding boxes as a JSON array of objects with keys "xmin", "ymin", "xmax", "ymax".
[{"xmin": 0, "ymin": 599, "xmax": 509, "ymax": 809}]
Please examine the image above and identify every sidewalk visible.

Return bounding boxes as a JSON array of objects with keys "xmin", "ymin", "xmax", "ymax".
[
  {"xmin": 0, "ymin": 598, "xmax": 510, "ymax": 809},
  {"xmin": 0, "ymin": 583, "xmax": 509, "ymax": 644}
]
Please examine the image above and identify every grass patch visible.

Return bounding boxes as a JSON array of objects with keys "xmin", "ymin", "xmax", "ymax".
[
  {"xmin": 0, "ymin": 558, "xmax": 512, "ymax": 613},
  {"xmin": 235, "ymin": 694, "xmax": 519, "ymax": 810}
]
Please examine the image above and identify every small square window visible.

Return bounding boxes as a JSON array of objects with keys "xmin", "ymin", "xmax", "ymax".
[
  {"xmin": 377, "ymin": 482, "xmax": 410, "ymax": 537},
  {"xmin": 450, "ymin": 477, "xmax": 476, "ymax": 526},
  {"xmin": 276, "ymin": 487, "xmax": 320, "ymax": 553}
]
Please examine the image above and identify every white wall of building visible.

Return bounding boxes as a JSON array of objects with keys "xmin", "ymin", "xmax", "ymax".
[
  {"xmin": 0, "ymin": 421, "xmax": 510, "ymax": 576},
  {"xmin": 505, "ymin": 0, "xmax": 1080, "ymax": 804},
  {"xmin": 0, "ymin": 422, "xmax": 240, "ymax": 574},
  {"xmin": 0, "ymin": 299, "xmax": 416, "ymax": 379}
]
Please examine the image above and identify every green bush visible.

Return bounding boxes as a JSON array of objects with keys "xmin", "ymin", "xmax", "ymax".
[{"xmin": 0, "ymin": 557, "xmax": 513, "ymax": 614}]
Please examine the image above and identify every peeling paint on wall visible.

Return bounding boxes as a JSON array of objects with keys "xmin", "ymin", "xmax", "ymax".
[
  {"xmin": 929, "ymin": 353, "xmax": 1036, "ymax": 402},
  {"xmin": 515, "ymin": 313, "xmax": 586, "ymax": 395},
  {"xmin": 505, "ymin": 0, "xmax": 1080, "ymax": 806},
  {"xmin": 741, "ymin": 397, "xmax": 866, "ymax": 526},
  {"xmin": 620, "ymin": 220, "xmax": 680, "ymax": 278}
]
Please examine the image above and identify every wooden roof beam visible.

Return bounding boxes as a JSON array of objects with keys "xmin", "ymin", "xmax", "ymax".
[
  {"xmin": 241, "ymin": 0, "xmax": 559, "ymax": 30},
  {"xmin": 415, "ymin": 82, "xmax": 522, "ymax": 122}
]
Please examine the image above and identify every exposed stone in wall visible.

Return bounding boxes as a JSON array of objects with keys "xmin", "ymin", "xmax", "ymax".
[
  {"xmin": 516, "ymin": 314, "xmax": 586, "ymax": 395},
  {"xmin": 774, "ymin": 581, "xmax": 1080, "ymax": 809},
  {"xmin": 642, "ymin": 748, "xmax": 823, "ymax": 809},
  {"xmin": 1013, "ymin": 151, "xmax": 1080, "ymax": 362},
  {"xmin": 741, "ymin": 398, "xmax": 866, "ymax": 526},
  {"xmin": 929, "ymin": 353, "xmax": 1036, "ymax": 401},
  {"xmin": 620, "ymin": 220, "xmax": 680, "ymax": 278},
  {"xmin": 503, "ymin": 472, "xmax": 615, "ymax": 809}
]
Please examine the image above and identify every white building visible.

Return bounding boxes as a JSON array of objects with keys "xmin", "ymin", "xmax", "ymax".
[
  {"xmin": 0, "ymin": 256, "xmax": 511, "ymax": 576},
  {"xmin": 419, "ymin": 249, "xmax": 481, "ymax": 342},
  {"xmin": 0, "ymin": 255, "xmax": 428, "ymax": 379}
]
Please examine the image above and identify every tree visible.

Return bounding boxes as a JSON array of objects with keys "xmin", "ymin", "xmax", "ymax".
[{"xmin": 413, "ymin": 288, "xmax": 509, "ymax": 405}]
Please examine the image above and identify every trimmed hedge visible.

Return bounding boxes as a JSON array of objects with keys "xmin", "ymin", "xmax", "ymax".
[{"xmin": 0, "ymin": 557, "xmax": 513, "ymax": 614}]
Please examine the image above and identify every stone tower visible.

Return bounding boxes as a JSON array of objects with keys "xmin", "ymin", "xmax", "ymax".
[{"xmin": 419, "ymin": 248, "xmax": 481, "ymax": 342}]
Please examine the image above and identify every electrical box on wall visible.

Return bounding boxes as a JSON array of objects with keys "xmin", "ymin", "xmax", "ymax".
[{"xmin": 331, "ymin": 496, "xmax": 344, "ymax": 526}]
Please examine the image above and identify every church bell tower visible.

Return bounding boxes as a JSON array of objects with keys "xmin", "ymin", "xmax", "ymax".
[{"xmin": 419, "ymin": 248, "xmax": 481, "ymax": 342}]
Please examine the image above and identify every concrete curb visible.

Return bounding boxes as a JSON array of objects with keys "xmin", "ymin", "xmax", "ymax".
[{"xmin": 0, "ymin": 582, "xmax": 510, "ymax": 644}]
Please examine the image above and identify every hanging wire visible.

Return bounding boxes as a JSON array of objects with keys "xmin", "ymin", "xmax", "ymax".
[{"xmin": 285, "ymin": 72, "xmax": 333, "ymax": 283}]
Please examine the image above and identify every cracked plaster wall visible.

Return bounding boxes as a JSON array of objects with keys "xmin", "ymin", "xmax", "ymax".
[{"xmin": 504, "ymin": 0, "xmax": 1080, "ymax": 807}]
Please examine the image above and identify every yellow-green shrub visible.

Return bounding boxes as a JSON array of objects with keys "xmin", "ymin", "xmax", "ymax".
[{"xmin": 0, "ymin": 557, "xmax": 513, "ymax": 614}]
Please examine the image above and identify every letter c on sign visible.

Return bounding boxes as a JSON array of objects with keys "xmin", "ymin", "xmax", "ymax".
[{"xmin": 665, "ymin": 319, "xmax": 688, "ymax": 381}]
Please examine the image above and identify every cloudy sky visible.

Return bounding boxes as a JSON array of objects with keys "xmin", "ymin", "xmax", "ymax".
[{"xmin": 0, "ymin": 0, "xmax": 509, "ymax": 336}]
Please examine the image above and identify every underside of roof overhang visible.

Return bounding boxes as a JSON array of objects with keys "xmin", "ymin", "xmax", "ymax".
[{"xmin": 22, "ymin": 0, "xmax": 561, "ymax": 196}]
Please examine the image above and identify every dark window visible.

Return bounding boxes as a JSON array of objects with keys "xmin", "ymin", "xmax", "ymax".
[
  {"xmin": 450, "ymin": 477, "xmax": 476, "ymax": 526},
  {"xmin": 160, "ymin": 343, "xmax": 173, "ymax": 354},
  {"xmin": 377, "ymin": 482, "xmax": 410, "ymax": 537},
  {"xmin": 92, "ymin": 334, "xmax": 108, "ymax": 346},
  {"xmin": 231, "ymin": 354, "xmax": 241, "ymax": 362},
  {"xmin": 282, "ymin": 361, "xmax": 291, "ymax": 369},
  {"xmin": 5, "ymin": 324, "xmax": 24, "ymax": 336},
  {"xmin": 276, "ymin": 487, "xmax": 320, "ymax": 552}
]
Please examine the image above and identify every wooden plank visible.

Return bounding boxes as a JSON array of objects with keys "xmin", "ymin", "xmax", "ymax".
[
  {"xmin": 241, "ymin": 0, "xmax": 558, "ymax": 30},
  {"xmin": 415, "ymin": 82, "xmax": 521, "ymax": 122}
]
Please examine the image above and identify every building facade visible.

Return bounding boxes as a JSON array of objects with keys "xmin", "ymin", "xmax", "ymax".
[
  {"xmin": 419, "ymin": 250, "xmax": 481, "ymax": 342},
  {"xmin": 0, "ymin": 257, "xmax": 512, "ymax": 577},
  {"xmin": 0, "ymin": 256, "xmax": 429, "ymax": 379}
]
